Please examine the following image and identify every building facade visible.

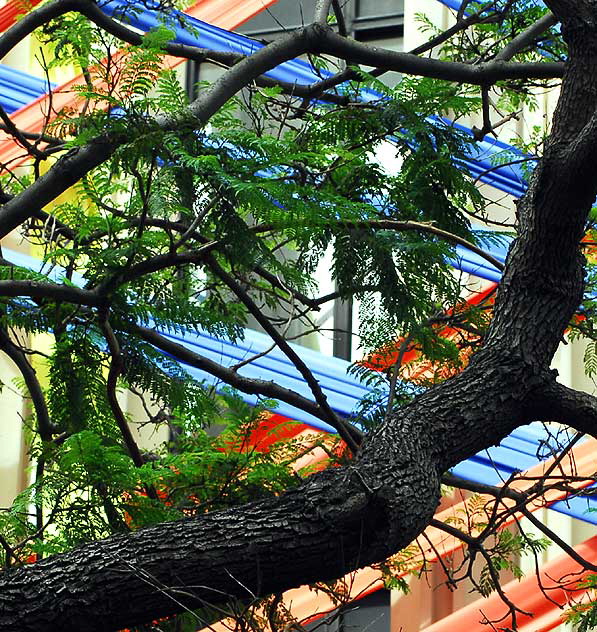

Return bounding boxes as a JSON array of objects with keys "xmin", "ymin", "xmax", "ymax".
[{"xmin": 0, "ymin": 1, "xmax": 594, "ymax": 631}]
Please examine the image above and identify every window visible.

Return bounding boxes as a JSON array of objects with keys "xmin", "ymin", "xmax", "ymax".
[
  {"xmin": 186, "ymin": 1, "xmax": 404, "ymax": 359},
  {"xmin": 236, "ymin": 0, "xmax": 312, "ymax": 36},
  {"xmin": 306, "ymin": 590, "xmax": 391, "ymax": 632},
  {"xmin": 357, "ymin": 0, "xmax": 402, "ymax": 17},
  {"xmin": 238, "ymin": 0, "xmax": 404, "ymax": 42}
]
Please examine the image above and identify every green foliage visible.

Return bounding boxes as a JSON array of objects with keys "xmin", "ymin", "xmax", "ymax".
[
  {"xmin": 0, "ymin": 3, "xmax": 568, "ymax": 627},
  {"xmin": 430, "ymin": 2, "xmax": 565, "ymax": 65},
  {"xmin": 477, "ymin": 530, "xmax": 549, "ymax": 598},
  {"xmin": 347, "ymin": 361, "xmax": 419, "ymax": 432},
  {"xmin": 1, "ymin": 32, "xmax": 514, "ymax": 572},
  {"xmin": 48, "ymin": 331, "xmax": 114, "ymax": 435},
  {"xmin": 584, "ymin": 340, "xmax": 597, "ymax": 380},
  {"xmin": 0, "ymin": 386, "xmax": 313, "ymax": 565},
  {"xmin": 565, "ymin": 575, "xmax": 597, "ymax": 631},
  {"xmin": 39, "ymin": 11, "xmax": 97, "ymax": 70}
]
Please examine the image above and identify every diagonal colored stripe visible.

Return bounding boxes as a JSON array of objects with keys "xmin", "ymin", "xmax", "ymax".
[{"xmin": 0, "ymin": 0, "xmax": 279, "ymax": 167}]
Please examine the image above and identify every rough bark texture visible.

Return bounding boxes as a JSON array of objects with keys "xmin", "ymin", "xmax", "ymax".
[{"xmin": 1, "ymin": 1, "xmax": 597, "ymax": 631}]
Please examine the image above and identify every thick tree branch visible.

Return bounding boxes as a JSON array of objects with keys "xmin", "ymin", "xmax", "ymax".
[
  {"xmin": 0, "ymin": 280, "xmax": 104, "ymax": 307},
  {"xmin": 0, "ymin": 328, "xmax": 55, "ymax": 441},
  {"xmin": 544, "ymin": 0, "xmax": 593, "ymax": 22},
  {"xmin": 484, "ymin": 8, "xmax": 597, "ymax": 364},
  {"xmin": 535, "ymin": 379, "xmax": 597, "ymax": 436},
  {"xmin": 494, "ymin": 12, "xmax": 559, "ymax": 62},
  {"xmin": 1, "ymin": 4, "xmax": 597, "ymax": 631},
  {"xmin": 76, "ymin": 3, "xmax": 355, "ymax": 106},
  {"xmin": 561, "ymin": 107, "xmax": 597, "ymax": 174},
  {"xmin": 311, "ymin": 27, "xmax": 564, "ymax": 84}
]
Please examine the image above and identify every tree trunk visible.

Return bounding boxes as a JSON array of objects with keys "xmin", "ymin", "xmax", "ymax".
[{"xmin": 2, "ymin": 1, "xmax": 597, "ymax": 631}]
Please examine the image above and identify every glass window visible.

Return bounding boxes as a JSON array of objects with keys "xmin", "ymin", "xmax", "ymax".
[
  {"xmin": 306, "ymin": 590, "xmax": 390, "ymax": 632},
  {"xmin": 357, "ymin": 0, "xmax": 403, "ymax": 18},
  {"xmin": 343, "ymin": 590, "xmax": 390, "ymax": 632},
  {"xmin": 239, "ymin": 0, "xmax": 317, "ymax": 34}
]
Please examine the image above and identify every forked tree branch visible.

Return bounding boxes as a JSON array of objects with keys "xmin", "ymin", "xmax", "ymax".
[
  {"xmin": 310, "ymin": 26, "xmax": 564, "ymax": 83},
  {"xmin": 0, "ymin": 3, "xmax": 594, "ymax": 631},
  {"xmin": 134, "ymin": 324, "xmax": 362, "ymax": 442},
  {"xmin": 99, "ymin": 311, "xmax": 146, "ymax": 469},
  {"xmin": 0, "ymin": 327, "xmax": 55, "ymax": 440},
  {"xmin": 443, "ymin": 472, "xmax": 597, "ymax": 571},
  {"xmin": 0, "ymin": 0, "xmax": 82, "ymax": 59},
  {"xmin": 204, "ymin": 253, "xmax": 362, "ymax": 452},
  {"xmin": 494, "ymin": 12, "xmax": 558, "ymax": 61}
]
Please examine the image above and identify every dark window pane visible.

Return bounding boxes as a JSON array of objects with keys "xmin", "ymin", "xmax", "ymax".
[
  {"xmin": 306, "ymin": 616, "xmax": 340, "ymax": 632},
  {"xmin": 239, "ymin": 0, "xmax": 317, "ymax": 34},
  {"xmin": 305, "ymin": 590, "xmax": 390, "ymax": 632},
  {"xmin": 357, "ymin": 0, "xmax": 403, "ymax": 18},
  {"xmin": 343, "ymin": 590, "xmax": 390, "ymax": 632}
]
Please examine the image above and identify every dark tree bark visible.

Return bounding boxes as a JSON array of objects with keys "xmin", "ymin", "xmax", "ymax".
[{"xmin": 1, "ymin": 1, "xmax": 597, "ymax": 631}]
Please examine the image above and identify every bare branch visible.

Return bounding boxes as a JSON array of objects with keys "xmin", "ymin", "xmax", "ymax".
[
  {"xmin": 98, "ymin": 310, "xmax": 146, "ymax": 469},
  {"xmin": 204, "ymin": 254, "xmax": 362, "ymax": 453},
  {"xmin": 0, "ymin": 328, "xmax": 55, "ymax": 441},
  {"xmin": 331, "ymin": 0, "xmax": 347, "ymax": 37},
  {"xmin": 0, "ymin": 280, "xmax": 104, "ymax": 307},
  {"xmin": 0, "ymin": 104, "xmax": 47, "ymax": 160},
  {"xmin": 134, "ymin": 324, "xmax": 362, "ymax": 442},
  {"xmin": 494, "ymin": 12, "xmax": 559, "ymax": 62},
  {"xmin": 311, "ymin": 26, "xmax": 564, "ymax": 84},
  {"xmin": 409, "ymin": 6, "xmax": 502, "ymax": 56}
]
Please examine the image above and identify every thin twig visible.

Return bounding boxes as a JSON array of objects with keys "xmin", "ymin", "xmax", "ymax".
[{"xmin": 204, "ymin": 254, "xmax": 362, "ymax": 454}]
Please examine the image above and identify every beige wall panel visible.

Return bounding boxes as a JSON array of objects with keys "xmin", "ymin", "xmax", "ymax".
[
  {"xmin": 390, "ymin": 574, "xmax": 433, "ymax": 631},
  {"xmin": 119, "ymin": 389, "xmax": 169, "ymax": 452},
  {"xmin": 0, "ymin": 354, "xmax": 26, "ymax": 507},
  {"xmin": 404, "ymin": 0, "xmax": 447, "ymax": 52}
]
